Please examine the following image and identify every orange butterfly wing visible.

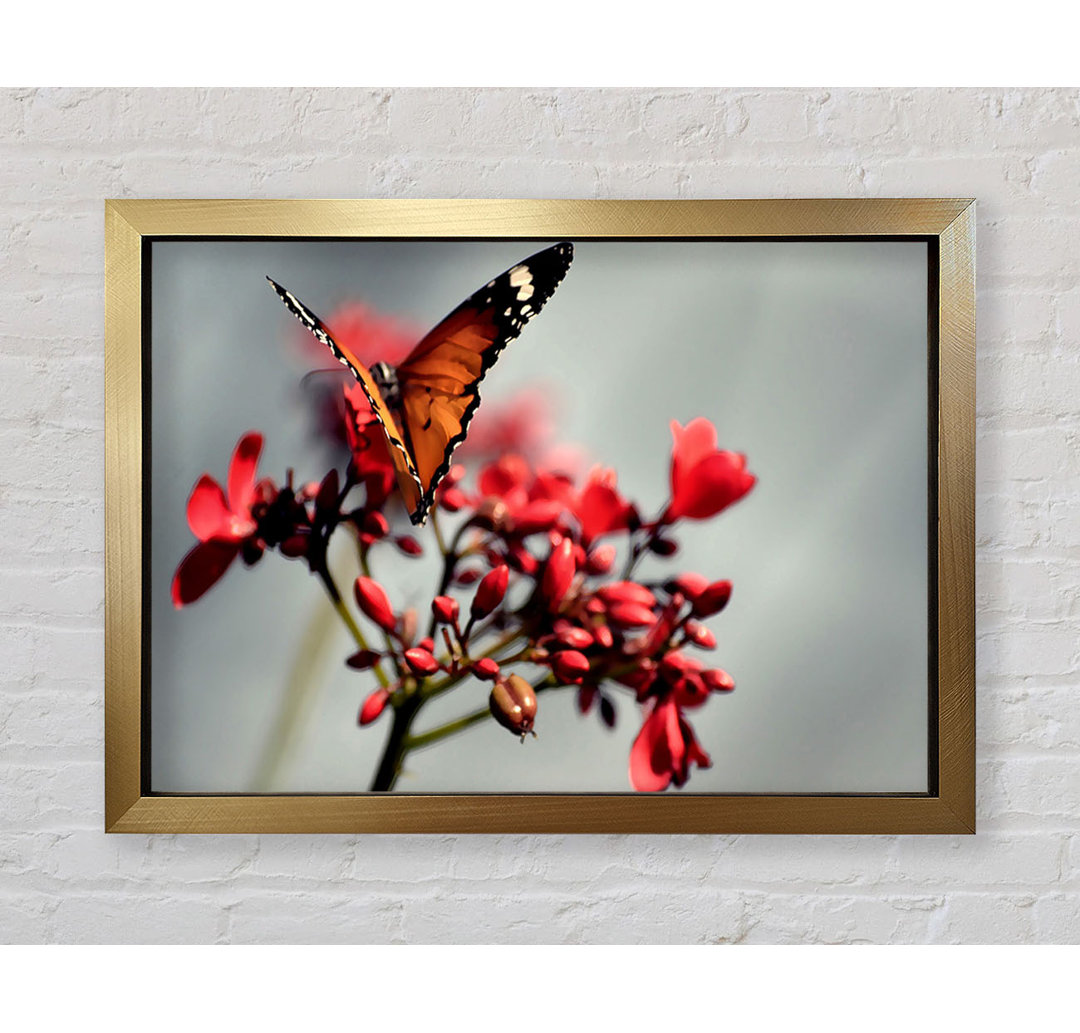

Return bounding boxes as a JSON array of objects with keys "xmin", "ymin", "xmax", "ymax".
[
  {"xmin": 268, "ymin": 242, "xmax": 573, "ymax": 526},
  {"xmin": 265, "ymin": 278, "xmax": 423, "ymax": 516},
  {"xmin": 395, "ymin": 242, "xmax": 574, "ymax": 523}
]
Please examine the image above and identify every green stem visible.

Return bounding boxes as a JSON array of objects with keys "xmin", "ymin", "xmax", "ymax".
[
  {"xmin": 404, "ymin": 676, "xmax": 564, "ymax": 752},
  {"xmin": 430, "ymin": 506, "xmax": 449, "ymax": 555},
  {"xmin": 404, "ymin": 707, "xmax": 492, "ymax": 751}
]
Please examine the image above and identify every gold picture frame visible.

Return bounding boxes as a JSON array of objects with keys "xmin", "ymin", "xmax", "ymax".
[{"xmin": 105, "ymin": 198, "xmax": 974, "ymax": 834}]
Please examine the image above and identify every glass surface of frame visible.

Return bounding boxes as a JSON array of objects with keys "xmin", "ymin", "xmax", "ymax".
[{"xmin": 105, "ymin": 199, "xmax": 975, "ymax": 834}]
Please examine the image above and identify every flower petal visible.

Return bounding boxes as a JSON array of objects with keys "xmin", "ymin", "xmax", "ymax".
[
  {"xmin": 670, "ymin": 417, "xmax": 718, "ymax": 493},
  {"xmin": 478, "ymin": 453, "xmax": 531, "ymax": 500},
  {"xmin": 576, "ymin": 466, "xmax": 632, "ymax": 543},
  {"xmin": 670, "ymin": 451, "xmax": 756, "ymax": 521},
  {"xmin": 186, "ymin": 475, "xmax": 231, "ymax": 541},
  {"xmin": 170, "ymin": 540, "xmax": 241, "ymax": 607},
  {"xmin": 629, "ymin": 700, "xmax": 678, "ymax": 792},
  {"xmin": 227, "ymin": 432, "xmax": 264, "ymax": 513}
]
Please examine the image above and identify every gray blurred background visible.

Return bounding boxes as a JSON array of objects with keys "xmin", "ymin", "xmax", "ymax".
[{"xmin": 150, "ymin": 238, "xmax": 928, "ymax": 794}]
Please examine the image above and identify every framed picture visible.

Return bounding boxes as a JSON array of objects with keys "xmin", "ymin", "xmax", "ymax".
[{"xmin": 105, "ymin": 198, "xmax": 974, "ymax": 833}]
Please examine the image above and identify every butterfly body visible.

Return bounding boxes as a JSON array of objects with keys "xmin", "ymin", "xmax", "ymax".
[
  {"xmin": 268, "ymin": 242, "xmax": 573, "ymax": 526},
  {"xmin": 369, "ymin": 361, "xmax": 400, "ymax": 406}
]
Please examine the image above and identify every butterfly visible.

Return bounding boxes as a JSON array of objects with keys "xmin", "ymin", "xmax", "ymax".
[{"xmin": 267, "ymin": 242, "xmax": 573, "ymax": 526}]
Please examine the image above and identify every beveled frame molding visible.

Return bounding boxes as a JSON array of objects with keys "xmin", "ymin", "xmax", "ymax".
[{"xmin": 105, "ymin": 198, "xmax": 975, "ymax": 834}]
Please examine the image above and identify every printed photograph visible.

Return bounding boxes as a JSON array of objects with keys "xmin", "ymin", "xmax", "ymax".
[{"xmin": 151, "ymin": 238, "xmax": 929, "ymax": 793}]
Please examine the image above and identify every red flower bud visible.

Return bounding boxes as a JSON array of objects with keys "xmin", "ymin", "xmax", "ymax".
[
  {"xmin": 542, "ymin": 537, "xmax": 576, "ymax": 609},
  {"xmin": 593, "ymin": 623, "xmax": 614, "ymax": 649},
  {"xmin": 606, "ymin": 602, "xmax": 658, "ymax": 628},
  {"xmin": 404, "ymin": 647, "xmax": 440, "ymax": 676},
  {"xmin": 553, "ymin": 621, "xmax": 593, "ymax": 649},
  {"xmin": 670, "ymin": 572, "xmax": 709, "ymax": 601},
  {"xmin": 395, "ymin": 535, "xmax": 423, "ymax": 556},
  {"xmin": 489, "ymin": 673, "xmax": 537, "ymax": 738},
  {"xmin": 354, "ymin": 576, "xmax": 396, "ymax": 632},
  {"xmin": 649, "ymin": 536, "xmax": 678, "ymax": 557},
  {"xmin": 586, "ymin": 544, "xmax": 616, "ymax": 575},
  {"xmin": 439, "ymin": 487, "xmax": 468, "ymax": 512},
  {"xmin": 684, "ymin": 620, "xmax": 717, "ymax": 650},
  {"xmin": 471, "ymin": 563, "xmax": 509, "ymax": 619},
  {"xmin": 507, "ymin": 543, "xmax": 538, "ymax": 576},
  {"xmin": 359, "ymin": 687, "xmax": 390, "ymax": 726},
  {"xmin": 512, "ymin": 498, "xmax": 565, "ymax": 536},
  {"xmin": 659, "ymin": 650, "xmax": 696, "ymax": 680},
  {"xmin": 345, "ymin": 648, "xmax": 381, "ymax": 670},
  {"xmin": 418, "ymin": 637, "xmax": 434, "ymax": 652},
  {"xmin": 279, "ymin": 534, "xmax": 308, "ymax": 558},
  {"xmin": 456, "ymin": 568, "xmax": 482, "ymax": 586},
  {"xmin": 314, "ymin": 468, "xmax": 339, "ymax": 516},
  {"xmin": 597, "ymin": 581, "xmax": 657, "ymax": 609},
  {"xmin": 472, "ymin": 657, "xmax": 501, "ymax": 681},
  {"xmin": 703, "ymin": 668, "xmax": 735, "ymax": 692},
  {"xmin": 431, "ymin": 595, "xmax": 459, "ymax": 624},
  {"xmin": 362, "ymin": 510, "xmax": 389, "ymax": 539},
  {"xmin": 552, "ymin": 649, "xmax": 590, "ymax": 684},
  {"xmin": 692, "ymin": 580, "xmax": 732, "ymax": 618}
]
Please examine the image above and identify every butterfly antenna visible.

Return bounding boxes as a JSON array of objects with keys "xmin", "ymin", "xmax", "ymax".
[{"xmin": 300, "ymin": 368, "xmax": 352, "ymax": 388}]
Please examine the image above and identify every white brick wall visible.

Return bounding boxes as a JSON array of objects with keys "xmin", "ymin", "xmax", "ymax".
[{"xmin": 1, "ymin": 87, "xmax": 1075, "ymax": 944}]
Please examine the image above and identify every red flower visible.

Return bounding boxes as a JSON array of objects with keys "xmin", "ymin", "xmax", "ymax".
[
  {"xmin": 474, "ymin": 454, "xmax": 570, "ymax": 537},
  {"xmin": 297, "ymin": 301, "xmax": 420, "ymax": 369},
  {"xmin": 403, "ymin": 647, "xmax": 440, "ymax": 676},
  {"xmin": 171, "ymin": 432, "xmax": 270, "ymax": 607},
  {"xmin": 471, "ymin": 564, "xmax": 509, "ymax": 619},
  {"xmin": 629, "ymin": 697, "xmax": 712, "ymax": 792},
  {"xmin": 541, "ymin": 536, "xmax": 576, "ymax": 609},
  {"xmin": 692, "ymin": 580, "xmax": 732, "ymax": 618},
  {"xmin": 573, "ymin": 466, "xmax": 634, "ymax": 545},
  {"xmin": 684, "ymin": 621, "xmax": 717, "ymax": 650},
  {"xmin": 605, "ymin": 602, "xmax": 657, "ymax": 628},
  {"xmin": 472, "ymin": 658, "xmax": 501, "ymax": 681},
  {"xmin": 431, "ymin": 595, "xmax": 459, "ymax": 625},
  {"xmin": 456, "ymin": 387, "xmax": 553, "ymax": 463},
  {"xmin": 551, "ymin": 649, "xmax": 590, "ymax": 684},
  {"xmin": 343, "ymin": 384, "xmax": 397, "ymax": 510},
  {"xmin": 597, "ymin": 581, "xmax": 657, "ymax": 609},
  {"xmin": 354, "ymin": 576, "xmax": 397, "ymax": 633},
  {"xmin": 359, "ymin": 687, "xmax": 391, "ymax": 726},
  {"xmin": 585, "ymin": 544, "xmax": 616, "ymax": 575},
  {"xmin": 664, "ymin": 418, "xmax": 756, "ymax": 522}
]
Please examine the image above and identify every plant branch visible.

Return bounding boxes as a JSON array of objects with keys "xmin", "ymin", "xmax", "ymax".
[{"xmin": 404, "ymin": 675, "xmax": 563, "ymax": 752}]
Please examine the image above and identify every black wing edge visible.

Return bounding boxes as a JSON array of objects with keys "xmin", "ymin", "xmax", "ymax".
[
  {"xmin": 407, "ymin": 241, "xmax": 575, "ymax": 525},
  {"xmin": 265, "ymin": 275, "xmax": 425, "ymax": 517}
]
